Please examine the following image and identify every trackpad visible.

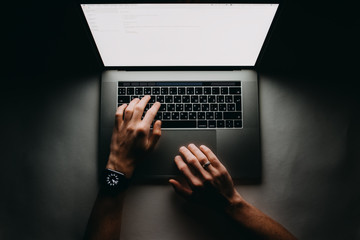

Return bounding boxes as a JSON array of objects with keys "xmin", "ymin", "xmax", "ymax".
[{"xmin": 135, "ymin": 130, "xmax": 217, "ymax": 178}]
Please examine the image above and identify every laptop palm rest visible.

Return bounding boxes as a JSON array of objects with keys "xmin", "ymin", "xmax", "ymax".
[{"xmin": 135, "ymin": 130, "xmax": 217, "ymax": 179}]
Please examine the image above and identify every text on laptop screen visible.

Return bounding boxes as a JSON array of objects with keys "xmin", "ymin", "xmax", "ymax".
[{"xmin": 81, "ymin": 4, "xmax": 278, "ymax": 67}]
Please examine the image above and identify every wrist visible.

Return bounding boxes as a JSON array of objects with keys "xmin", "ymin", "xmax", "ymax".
[
  {"xmin": 106, "ymin": 154, "xmax": 134, "ymax": 179},
  {"xmin": 225, "ymin": 191, "xmax": 246, "ymax": 213}
]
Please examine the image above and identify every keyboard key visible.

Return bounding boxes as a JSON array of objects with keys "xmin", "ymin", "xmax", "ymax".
[
  {"xmin": 127, "ymin": 88, "xmax": 135, "ymax": 95},
  {"xmin": 174, "ymin": 96, "xmax": 182, "ymax": 103},
  {"xmin": 217, "ymin": 95, "xmax": 224, "ymax": 103},
  {"xmin": 202, "ymin": 104, "xmax": 209, "ymax": 111},
  {"xmin": 195, "ymin": 87, "xmax": 203, "ymax": 94},
  {"xmin": 198, "ymin": 112, "xmax": 205, "ymax": 119},
  {"xmin": 118, "ymin": 88, "xmax": 126, "ymax": 95},
  {"xmin": 208, "ymin": 121, "xmax": 216, "ymax": 128},
  {"xmin": 234, "ymin": 95, "xmax": 241, "ymax": 103},
  {"xmin": 167, "ymin": 104, "xmax": 175, "ymax": 111},
  {"xmin": 215, "ymin": 112, "xmax": 222, "ymax": 119},
  {"xmin": 165, "ymin": 96, "xmax": 173, "ymax": 103},
  {"xmin": 226, "ymin": 120, "xmax": 234, "ymax": 128},
  {"xmin": 130, "ymin": 95, "xmax": 138, "ymax": 100},
  {"xmin": 206, "ymin": 112, "xmax": 214, "ymax": 120},
  {"xmin": 227, "ymin": 104, "xmax": 235, "ymax": 111},
  {"xmin": 210, "ymin": 104, "xmax": 218, "ymax": 111},
  {"xmin": 155, "ymin": 112, "xmax": 162, "ymax": 120},
  {"xmin": 161, "ymin": 87, "xmax": 168, "ymax": 94},
  {"xmin": 191, "ymin": 96, "xmax": 199, "ymax": 103},
  {"xmin": 224, "ymin": 112, "xmax": 242, "ymax": 119},
  {"xmin": 229, "ymin": 87, "xmax": 241, "ymax": 94},
  {"xmin": 198, "ymin": 121, "xmax": 207, "ymax": 128},
  {"xmin": 176, "ymin": 104, "xmax": 183, "ymax": 111},
  {"xmin": 187, "ymin": 87, "xmax": 194, "ymax": 94},
  {"xmin": 159, "ymin": 104, "xmax": 166, "ymax": 111},
  {"xmin": 208, "ymin": 96, "xmax": 216, "ymax": 103},
  {"xmin": 193, "ymin": 104, "xmax": 201, "ymax": 111},
  {"xmin": 212, "ymin": 87, "xmax": 220, "ymax": 94},
  {"xmin": 217, "ymin": 120, "xmax": 225, "ymax": 128},
  {"xmin": 163, "ymin": 112, "xmax": 171, "ymax": 119},
  {"xmin": 200, "ymin": 96, "xmax": 207, "ymax": 103},
  {"xmin": 144, "ymin": 88, "xmax": 151, "ymax": 94},
  {"xmin": 135, "ymin": 88, "xmax": 143, "ymax": 95},
  {"xmin": 161, "ymin": 121, "xmax": 196, "ymax": 128},
  {"xmin": 172, "ymin": 112, "xmax": 180, "ymax": 120},
  {"xmin": 219, "ymin": 104, "xmax": 226, "ymax": 111},
  {"xmin": 170, "ymin": 88, "xmax": 177, "ymax": 94},
  {"xmin": 204, "ymin": 87, "xmax": 211, "ymax": 94},
  {"xmin": 185, "ymin": 104, "xmax": 192, "ymax": 111},
  {"xmin": 225, "ymin": 96, "xmax": 233, "ymax": 103},
  {"xmin": 182, "ymin": 96, "xmax": 190, "ymax": 103},
  {"xmin": 189, "ymin": 112, "xmax": 197, "ymax": 119},
  {"xmin": 234, "ymin": 120, "xmax": 242, "ymax": 128},
  {"xmin": 180, "ymin": 112, "xmax": 188, "ymax": 119},
  {"xmin": 236, "ymin": 103, "xmax": 241, "ymax": 111},
  {"xmin": 118, "ymin": 96, "xmax": 130, "ymax": 104},
  {"xmin": 152, "ymin": 88, "xmax": 160, "ymax": 95},
  {"xmin": 221, "ymin": 87, "xmax": 228, "ymax": 94},
  {"xmin": 149, "ymin": 96, "xmax": 156, "ymax": 103},
  {"xmin": 156, "ymin": 96, "xmax": 165, "ymax": 103},
  {"xmin": 178, "ymin": 88, "xmax": 185, "ymax": 94}
]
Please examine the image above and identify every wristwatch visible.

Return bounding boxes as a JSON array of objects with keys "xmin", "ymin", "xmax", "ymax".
[{"xmin": 102, "ymin": 168, "xmax": 130, "ymax": 193}]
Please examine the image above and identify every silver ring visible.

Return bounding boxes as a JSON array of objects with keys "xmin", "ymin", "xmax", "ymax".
[{"xmin": 202, "ymin": 161, "xmax": 211, "ymax": 169}]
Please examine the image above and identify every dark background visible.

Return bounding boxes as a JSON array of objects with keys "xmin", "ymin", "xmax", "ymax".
[{"xmin": 1, "ymin": 0, "xmax": 359, "ymax": 239}]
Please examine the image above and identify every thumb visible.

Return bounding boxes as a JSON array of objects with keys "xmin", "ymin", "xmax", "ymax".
[
  {"xmin": 148, "ymin": 120, "xmax": 162, "ymax": 151},
  {"xmin": 169, "ymin": 179, "xmax": 192, "ymax": 198}
]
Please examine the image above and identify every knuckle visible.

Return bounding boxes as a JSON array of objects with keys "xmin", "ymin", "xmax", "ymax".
[
  {"xmin": 218, "ymin": 167, "xmax": 227, "ymax": 176},
  {"xmin": 178, "ymin": 165, "xmax": 187, "ymax": 174},
  {"xmin": 212, "ymin": 171, "xmax": 221, "ymax": 179},
  {"xmin": 203, "ymin": 175, "xmax": 213, "ymax": 182},
  {"xmin": 187, "ymin": 157, "xmax": 198, "ymax": 165},
  {"xmin": 192, "ymin": 180, "xmax": 204, "ymax": 188},
  {"xmin": 135, "ymin": 105, "xmax": 143, "ymax": 112},
  {"xmin": 136, "ymin": 126, "xmax": 148, "ymax": 135},
  {"xmin": 125, "ymin": 108, "xmax": 133, "ymax": 115},
  {"xmin": 198, "ymin": 157, "xmax": 207, "ymax": 163}
]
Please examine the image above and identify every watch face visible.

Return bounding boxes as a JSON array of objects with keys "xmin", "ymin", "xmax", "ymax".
[{"xmin": 106, "ymin": 173, "xmax": 119, "ymax": 187}]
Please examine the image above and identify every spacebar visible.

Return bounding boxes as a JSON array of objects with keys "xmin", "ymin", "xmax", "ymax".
[{"xmin": 161, "ymin": 121, "xmax": 197, "ymax": 128}]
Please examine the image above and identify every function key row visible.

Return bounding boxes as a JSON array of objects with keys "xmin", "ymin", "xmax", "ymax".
[{"xmin": 118, "ymin": 87, "xmax": 241, "ymax": 95}]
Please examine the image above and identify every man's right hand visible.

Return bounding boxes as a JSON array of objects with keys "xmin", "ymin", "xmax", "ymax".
[{"xmin": 169, "ymin": 144, "xmax": 243, "ymax": 208}]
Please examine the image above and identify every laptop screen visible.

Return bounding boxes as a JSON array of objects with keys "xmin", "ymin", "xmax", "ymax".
[{"xmin": 81, "ymin": 4, "xmax": 279, "ymax": 67}]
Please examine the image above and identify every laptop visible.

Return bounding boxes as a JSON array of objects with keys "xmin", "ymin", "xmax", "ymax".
[{"xmin": 80, "ymin": 3, "xmax": 279, "ymax": 181}]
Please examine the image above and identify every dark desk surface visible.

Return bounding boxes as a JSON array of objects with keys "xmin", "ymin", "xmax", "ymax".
[
  {"xmin": 1, "ymin": 71, "xmax": 359, "ymax": 240},
  {"xmin": 1, "ymin": 1, "xmax": 360, "ymax": 239}
]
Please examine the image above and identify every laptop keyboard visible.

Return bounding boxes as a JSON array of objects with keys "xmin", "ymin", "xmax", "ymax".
[{"xmin": 118, "ymin": 81, "xmax": 242, "ymax": 129}]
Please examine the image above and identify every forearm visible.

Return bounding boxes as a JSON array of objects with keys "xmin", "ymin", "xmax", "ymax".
[
  {"xmin": 225, "ymin": 193, "xmax": 297, "ymax": 240},
  {"xmin": 84, "ymin": 190, "xmax": 126, "ymax": 240}
]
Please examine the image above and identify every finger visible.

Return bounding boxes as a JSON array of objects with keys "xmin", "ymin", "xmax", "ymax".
[
  {"xmin": 179, "ymin": 146, "xmax": 212, "ymax": 180},
  {"xmin": 187, "ymin": 143, "xmax": 217, "ymax": 174},
  {"xmin": 174, "ymin": 155, "xmax": 203, "ymax": 188},
  {"xmin": 199, "ymin": 145, "xmax": 223, "ymax": 169},
  {"xmin": 147, "ymin": 120, "xmax": 162, "ymax": 151},
  {"xmin": 169, "ymin": 179, "xmax": 192, "ymax": 198},
  {"xmin": 131, "ymin": 95, "xmax": 150, "ymax": 120},
  {"xmin": 124, "ymin": 98, "xmax": 140, "ymax": 122},
  {"xmin": 142, "ymin": 102, "xmax": 161, "ymax": 125},
  {"xmin": 115, "ymin": 104, "xmax": 127, "ymax": 129}
]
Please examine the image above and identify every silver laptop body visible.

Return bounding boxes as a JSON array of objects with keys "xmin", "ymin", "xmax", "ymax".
[{"xmin": 81, "ymin": 3, "xmax": 279, "ymax": 181}]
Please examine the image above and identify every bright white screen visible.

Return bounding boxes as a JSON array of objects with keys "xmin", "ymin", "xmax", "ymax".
[{"xmin": 81, "ymin": 4, "xmax": 278, "ymax": 67}]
